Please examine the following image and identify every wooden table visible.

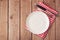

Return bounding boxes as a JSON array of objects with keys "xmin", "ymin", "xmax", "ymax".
[{"xmin": 0, "ymin": 0, "xmax": 60, "ymax": 40}]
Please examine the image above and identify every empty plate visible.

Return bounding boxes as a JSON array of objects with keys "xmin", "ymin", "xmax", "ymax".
[{"xmin": 26, "ymin": 11, "xmax": 49, "ymax": 34}]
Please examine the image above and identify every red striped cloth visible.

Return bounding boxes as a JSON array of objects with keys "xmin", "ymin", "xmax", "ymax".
[{"xmin": 37, "ymin": 2, "xmax": 58, "ymax": 38}]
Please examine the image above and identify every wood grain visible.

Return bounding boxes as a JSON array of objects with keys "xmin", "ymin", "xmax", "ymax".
[
  {"xmin": 21, "ymin": 0, "xmax": 32, "ymax": 40},
  {"xmin": 9, "ymin": 0, "xmax": 19, "ymax": 40},
  {"xmin": 44, "ymin": 0, "xmax": 56, "ymax": 40},
  {"xmin": 0, "ymin": 0, "xmax": 8, "ymax": 40},
  {"xmin": 56, "ymin": 0, "xmax": 60, "ymax": 40}
]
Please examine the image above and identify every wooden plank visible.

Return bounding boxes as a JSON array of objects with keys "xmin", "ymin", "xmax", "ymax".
[
  {"xmin": 0, "ymin": 0, "xmax": 8, "ymax": 40},
  {"xmin": 21, "ymin": 0, "xmax": 32, "ymax": 40},
  {"xmin": 9, "ymin": 0, "xmax": 19, "ymax": 40},
  {"xmin": 44, "ymin": 0, "xmax": 56, "ymax": 40},
  {"xmin": 31, "ymin": 0, "xmax": 43, "ymax": 40},
  {"xmin": 56, "ymin": 0, "xmax": 60, "ymax": 40}
]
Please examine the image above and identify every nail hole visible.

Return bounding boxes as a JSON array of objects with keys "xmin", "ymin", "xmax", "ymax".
[
  {"xmin": 53, "ymin": 0, "xmax": 55, "ymax": 3},
  {"xmin": 0, "ymin": 0, "xmax": 3, "ymax": 1},
  {"xmin": 10, "ymin": 15, "xmax": 13, "ymax": 19}
]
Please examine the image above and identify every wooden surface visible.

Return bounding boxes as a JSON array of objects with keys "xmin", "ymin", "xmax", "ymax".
[{"xmin": 0, "ymin": 0, "xmax": 60, "ymax": 40}]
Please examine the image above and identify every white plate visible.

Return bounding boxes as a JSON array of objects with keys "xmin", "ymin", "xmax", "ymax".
[{"xmin": 26, "ymin": 11, "xmax": 49, "ymax": 34}]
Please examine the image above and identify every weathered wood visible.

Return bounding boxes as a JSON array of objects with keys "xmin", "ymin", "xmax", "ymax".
[
  {"xmin": 21, "ymin": 0, "xmax": 32, "ymax": 40},
  {"xmin": 9, "ymin": 0, "xmax": 19, "ymax": 40},
  {"xmin": 0, "ymin": 0, "xmax": 8, "ymax": 40},
  {"xmin": 44, "ymin": 0, "xmax": 56, "ymax": 40},
  {"xmin": 0, "ymin": 0, "xmax": 60, "ymax": 40},
  {"xmin": 56, "ymin": 0, "xmax": 60, "ymax": 40}
]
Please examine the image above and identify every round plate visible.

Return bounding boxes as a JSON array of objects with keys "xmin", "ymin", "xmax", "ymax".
[{"xmin": 26, "ymin": 11, "xmax": 49, "ymax": 34}]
